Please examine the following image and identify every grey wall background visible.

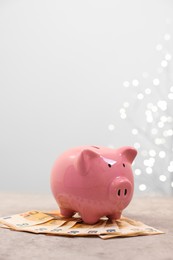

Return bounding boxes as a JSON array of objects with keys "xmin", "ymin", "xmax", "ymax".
[{"xmin": 0, "ymin": 0, "xmax": 172, "ymax": 194}]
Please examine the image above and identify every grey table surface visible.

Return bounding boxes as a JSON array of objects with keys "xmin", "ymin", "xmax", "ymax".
[{"xmin": 0, "ymin": 193, "xmax": 172, "ymax": 260}]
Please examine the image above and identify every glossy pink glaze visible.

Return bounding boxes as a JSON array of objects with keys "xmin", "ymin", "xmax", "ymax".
[{"xmin": 50, "ymin": 145, "xmax": 137, "ymax": 224}]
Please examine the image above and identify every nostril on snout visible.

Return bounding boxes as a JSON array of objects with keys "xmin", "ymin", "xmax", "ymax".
[
  {"xmin": 124, "ymin": 189, "xmax": 127, "ymax": 196},
  {"xmin": 118, "ymin": 189, "xmax": 121, "ymax": 196}
]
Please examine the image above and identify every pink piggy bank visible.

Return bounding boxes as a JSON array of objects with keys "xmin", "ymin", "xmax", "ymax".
[{"xmin": 50, "ymin": 145, "xmax": 137, "ymax": 224}]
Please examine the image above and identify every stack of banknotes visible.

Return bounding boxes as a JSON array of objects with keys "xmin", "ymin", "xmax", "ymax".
[{"xmin": 0, "ymin": 210, "xmax": 163, "ymax": 239}]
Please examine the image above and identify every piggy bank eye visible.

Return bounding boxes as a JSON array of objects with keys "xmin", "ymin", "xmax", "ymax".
[
  {"xmin": 108, "ymin": 164, "xmax": 112, "ymax": 168},
  {"xmin": 123, "ymin": 163, "xmax": 125, "ymax": 167}
]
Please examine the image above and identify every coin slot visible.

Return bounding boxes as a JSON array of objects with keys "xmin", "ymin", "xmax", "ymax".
[{"xmin": 91, "ymin": 146, "xmax": 100, "ymax": 149}]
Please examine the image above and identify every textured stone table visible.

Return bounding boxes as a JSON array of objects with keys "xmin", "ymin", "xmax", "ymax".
[{"xmin": 0, "ymin": 193, "xmax": 172, "ymax": 260}]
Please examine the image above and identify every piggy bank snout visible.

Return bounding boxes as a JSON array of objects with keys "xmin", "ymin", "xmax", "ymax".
[{"xmin": 109, "ymin": 178, "xmax": 133, "ymax": 203}]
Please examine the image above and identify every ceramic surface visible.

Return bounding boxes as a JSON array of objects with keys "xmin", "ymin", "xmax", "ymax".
[{"xmin": 50, "ymin": 145, "xmax": 137, "ymax": 224}]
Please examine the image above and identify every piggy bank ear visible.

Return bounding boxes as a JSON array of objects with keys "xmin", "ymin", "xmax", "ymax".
[
  {"xmin": 77, "ymin": 149, "xmax": 99, "ymax": 176},
  {"xmin": 120, "ymin": 146, "xmax": 137, "ymax": 164}
]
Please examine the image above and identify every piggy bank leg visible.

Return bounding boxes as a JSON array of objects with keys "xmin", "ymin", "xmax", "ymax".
[
  {"xmin": 60, "ymin": 208, "xmax": 75, "ymax": 218},
  {"xmin": 80, "ymin": 213, "xmax": 100, "ymax": 225},
  {"xmin": 107, "ymin": 211, "xmax": 122, "ymax": 220}
]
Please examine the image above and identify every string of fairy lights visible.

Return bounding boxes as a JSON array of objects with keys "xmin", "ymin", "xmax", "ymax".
[{"xmin": 108, "ymin": 18, "xmax": 173, "ymax": 195}]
